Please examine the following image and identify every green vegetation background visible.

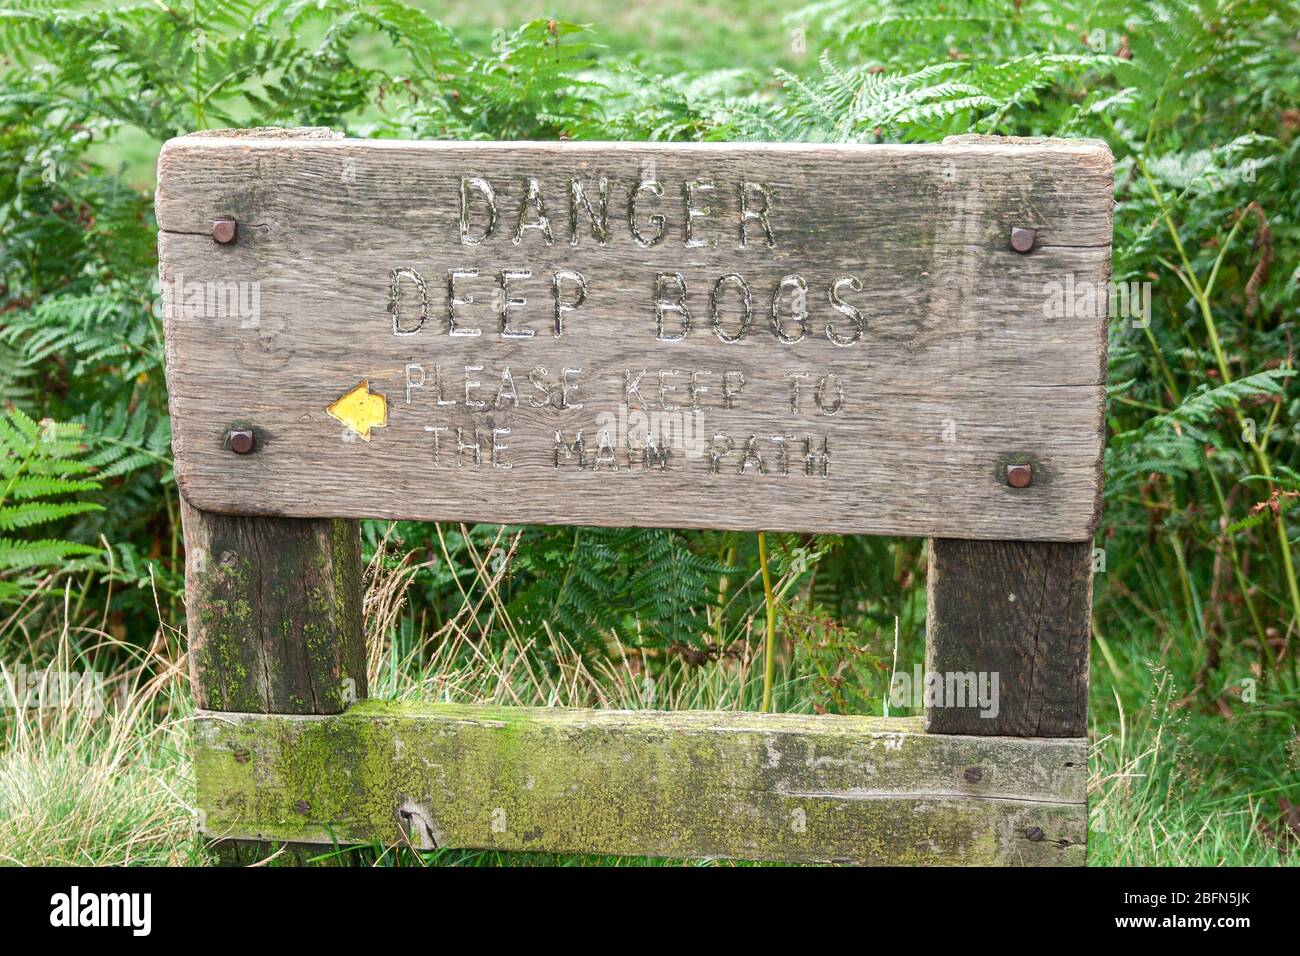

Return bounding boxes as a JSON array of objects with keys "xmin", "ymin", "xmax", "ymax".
[{"xmin": 0, "ymin": 0, "xmax": 1298, "ymax": 865}]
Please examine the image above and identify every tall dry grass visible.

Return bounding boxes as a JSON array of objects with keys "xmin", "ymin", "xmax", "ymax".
[
  {"xmin": 0, "ymin": 578, "xmax": 198, "ymax": 865},
  {"xmin": 362, "ymin": 522, "xmax": 803, "ymax": 712}
]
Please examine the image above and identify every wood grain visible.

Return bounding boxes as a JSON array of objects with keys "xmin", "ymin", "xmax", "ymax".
[
  {"xmin": 181, "ymin": 499, "xmax": 366, "ymax": 714},
  {"xmin": 925, "ymin": 538, "xmax": 1093, "ymax": 736},
  {"xmin": 157, "ymin": 135, "xmax": 1111, "ymax": 540},
  {"xmin": 194, "ymin": 702, "xmax": 1087, "ymax": 865}
]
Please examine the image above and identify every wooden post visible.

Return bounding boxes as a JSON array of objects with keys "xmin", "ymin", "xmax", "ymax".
[
  {"xmin": 924, "ymin": 539, "xmax": 1092, "ymax": 737},
  {"xmin": 182, "ymin": 500, "xmax": 366, "ymax": 863},
  {"xmin": 181, "ymin": 498, "xmax": 367, "ymax": 715}
]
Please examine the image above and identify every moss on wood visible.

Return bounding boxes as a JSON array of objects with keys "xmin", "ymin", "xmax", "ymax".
[
  {"xmin": 181, "ymin": 501, "xmax": 366, "ymax": 713},
  {"xmin": 195, "ymin": 703, "xmax": 1086, "ymax": 865}
]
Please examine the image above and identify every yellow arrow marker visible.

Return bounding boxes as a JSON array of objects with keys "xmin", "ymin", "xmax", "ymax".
[{"xmin": 327, "ymin": 381, "xmax": 388, "ymax": 441}]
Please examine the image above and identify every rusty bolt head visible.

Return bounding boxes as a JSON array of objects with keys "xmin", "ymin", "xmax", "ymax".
[
  {"xmin": 1025, "ymin": 826, "xmax": 1044, "ymax": 842},
  {"xmin": 212, "ymin": 219, "xmax": 238, "ymax": 244},
  {"xmin": 1006, "ymin": 463, "xmax": 1033, "ymax": 488},
  {"xmin": 964, "ymin": 766, "xmax": 983, "ymax": 784},
  {"xmin": 227, "ymin": 427, "xmax": 255, "ymax": 455},
  {"xmin": 1009, "ymin": 225, "xmax": 1037, "ymax": 254}
]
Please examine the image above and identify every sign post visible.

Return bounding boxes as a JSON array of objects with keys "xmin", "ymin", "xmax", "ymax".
[{"xmin": 161, "ymin": 128, "xmax": 1111, "ymax": 864}]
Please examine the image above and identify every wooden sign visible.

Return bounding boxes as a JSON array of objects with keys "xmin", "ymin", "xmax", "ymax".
[{"xmin": 157, "ymin": 133, "xmax": 1112, "ymax": 541}]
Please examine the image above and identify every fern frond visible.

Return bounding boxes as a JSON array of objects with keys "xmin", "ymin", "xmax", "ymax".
[{"xmin": 0, "ymin": 404, "xmax": 104, "ymax": 598}]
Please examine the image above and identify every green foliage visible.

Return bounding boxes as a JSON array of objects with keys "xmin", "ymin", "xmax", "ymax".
[
  {"xmin": 721, "ymin": 51, "xmax": 1117, "ymax": 142},
  {"xmin": 1106, "ymin": 370, "xmax": 1294, "ymax": 490},
  {"xmin": 504, "ymin": 526, "xmax": 733, "ymax": 654},
  {"xmin": 0, "ymin": 404, "xmax": 102, "ymax": 602},
  {"xmin": 789, "ymin": 605, "xmax": 887, "ymax": 716},
  {"xmin": 1, "ymin": 0, "xmax": 1298, "ymax": 691}
]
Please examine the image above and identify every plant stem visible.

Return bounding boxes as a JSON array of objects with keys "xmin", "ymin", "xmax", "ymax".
[
  {"xmin": 715, "ymin": 542, "xmax": 735, "ymax": 647},
  {"xmin": 757, "ymin": 531, "xmax": 777, "ymax": 712},
  {"xmin": 1142, "ymin": 165, "xmax": 1300, "ymax": 639}
]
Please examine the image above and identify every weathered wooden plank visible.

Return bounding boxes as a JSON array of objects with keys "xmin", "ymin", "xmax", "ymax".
[
  {"xmin": 181, "ymin": 498, "xmax": 366, "ymax": 714},
  {"xmin": 157, "ymin": 136, "xmax": 1111, "ymax": 541},
  {"xmin": 925, "ymin": 538, "xmax": 1093, "ymax": 736},
  {"xmin": 155, "ymin": 138, "xmax": 1116, "ymax": 251},
  {"xmin": 194, "ymin": 702, "xmax": 1087, "ymax": 865}
]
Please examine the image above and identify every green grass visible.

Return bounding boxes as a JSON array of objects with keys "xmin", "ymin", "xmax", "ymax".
[
  {"xmin": 0, "ymin": 611, "xmax": 200, "ymax": 866},
  {"xmin": 2, "ymin": 542, "xmax": 1294, "ymax": 867}
]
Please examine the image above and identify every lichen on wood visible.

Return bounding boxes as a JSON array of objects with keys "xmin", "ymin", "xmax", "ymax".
[
  {"xmin": 194, "ymin": 702, "xmax": 1086, "ymax": 865},
  {"xmin": 181, "ymin": 499, "xmax": 365, "ymax": 714}
]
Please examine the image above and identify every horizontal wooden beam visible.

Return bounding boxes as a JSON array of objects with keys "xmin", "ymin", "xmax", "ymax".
[{"xmin": 195, "ymin": 701, "xmax": 1086, "ymax": 865}]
